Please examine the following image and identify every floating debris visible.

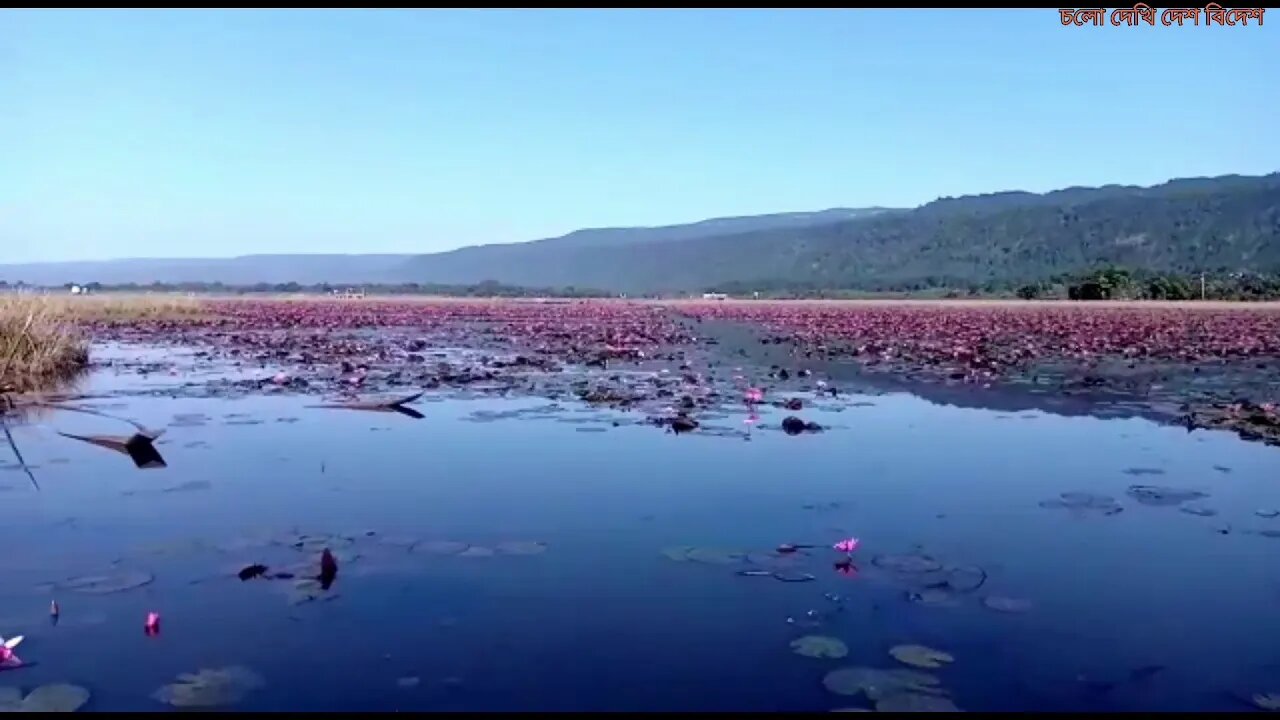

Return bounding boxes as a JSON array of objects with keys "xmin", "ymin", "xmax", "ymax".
[
  {"xmin": 790, "ymin": 635, "xmax": 849, "ymax": 659},
  {"xmin": 889, "ymin": 644, "xmax": 954, "ymax": 669},
  {"xmin": 151, "ymin": 666, "xmax": 264, "ymax": 708},
  {"xmin": 0, "ymin": 683, "xmax": 91, "ymax": 712},
  {"xmin": 56, "ymin": 432, "xmax": 166, "ymax": 469},
  {"xmin": 309, "ymin": 392, "xmax": 425, "ymax": 419},
  {"xmin": 982, "ymin": 595, "xmax": 1032, "ymax": 614}
]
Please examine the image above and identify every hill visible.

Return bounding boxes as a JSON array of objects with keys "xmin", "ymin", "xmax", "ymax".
[{"xmin": 2, "ymin": 174, "xmax": 1276, "ymax": 294}]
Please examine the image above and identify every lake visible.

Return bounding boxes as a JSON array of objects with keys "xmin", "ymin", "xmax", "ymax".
[{"xmin": 2, "ymin": 342, "xmax": 1279, "ymax": 712}]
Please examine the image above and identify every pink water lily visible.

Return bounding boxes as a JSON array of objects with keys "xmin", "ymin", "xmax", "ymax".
[
  {"xmin": 0, "ymin": 635, "xmax": 24, "ymax": 670},
  {"xmin": 833, "ymin": 537, "xmax": 861, "ymax": 554},
  {"xmin": 744, "ymin": 387, "xmax": 764, "ymax": 404}
]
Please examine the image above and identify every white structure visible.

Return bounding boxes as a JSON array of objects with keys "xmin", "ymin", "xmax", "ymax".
[{"xmin": 701, "ymin": 292, "xmax": 728, "ymax": 301}]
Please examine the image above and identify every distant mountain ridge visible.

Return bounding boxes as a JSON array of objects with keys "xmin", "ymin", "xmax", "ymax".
[{"xmin": 3, "ymin": 174, "xmax": 1276, "ymax": 292}]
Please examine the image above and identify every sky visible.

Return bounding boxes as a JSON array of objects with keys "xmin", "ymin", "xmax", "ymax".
[{"xmin": 1, "ymin": 9, "xmax": 1275, "ymax": 263}]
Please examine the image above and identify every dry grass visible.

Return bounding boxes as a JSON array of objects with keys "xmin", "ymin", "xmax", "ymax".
[
  {"xmin": 35, "ymin": 293, "xmax": 207, "ymax": 320},
  {"xmin": 0, "ymin": 295, "xmax": 89, "ymax": 392},
  {"xmin": 0, "ymin": 293, "xmax": 205, "ymax": 391}
]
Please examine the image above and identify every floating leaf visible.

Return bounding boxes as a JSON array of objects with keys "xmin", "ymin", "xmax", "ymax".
[
  {"xmin": 18, "ymin": 684, "xmax": 91, "ymax": 712},
  {"xmin": 494, "ymin": 541, "xmax": 547, "ymax": 556},
  {"xmin": 414, "ymin": 541, "xmax": 470, "ymax": 556},
  {"xmin": 791, "ymin": 635, "xmax": 849, "ymax": 659},
  {"xmin": 60, "ymin": 569, "xmax": 154, "ymax": 595},
  {"xmin": 1039, "ymin": 492, "xmax": 1122, "ymax": 515},
  {"xmin": 660, "ymin": 546, "xmax": 695, "ymax": 562},
  {"xmin": 983, "ymin": 595, "xmax": 1032, "ymax": 613},
  {"xmin": 907, "ymin": 588, "xmax": 957, "ymax": 607},
  {"xmin": 873, "ymin": 554, "xmax": 942, "ymax": 574},
  {"xmin": 773, "ymin": 571, "xmax": 817, "ymax": 583},
  {"xmin": 457, "ymin": 546, "xmax": 495, "ymax": 558},
  {"xmin": 944, "ymin": 565, "xmax": 986, "ymax": 593},
  {"xmin": 874, "ymin": 693, "xmax": 962, "ymax": 712},
  {"xmin": 684, "ymin": 547, "xmax": 746, "ymax": 565},
  {"xmin": 746, "ymin": 551, "xmax": 804, "ymax": 569},
  {"xmin": 151, "ymin": 666, "xmax": 264, "ymax": 708},
  {"xmin": 822, "ymin": 667, "xmax": 943, "ymax": 699},
  {"xmin": 890, "ymin": 644, "xmax": 954, "ymax": 669},
  {"xmin": 1125, "ymin": 485, "xmax": 1208, "ymax": 507},
  {"xmin": 1253, "ymin": 693, "xmax": 1280, "ymax": 711}
]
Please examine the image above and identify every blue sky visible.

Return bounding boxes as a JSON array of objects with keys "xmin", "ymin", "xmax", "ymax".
[{"xmin": 2, "ymin": 9, "xmax": 1275, "ymax": 262}]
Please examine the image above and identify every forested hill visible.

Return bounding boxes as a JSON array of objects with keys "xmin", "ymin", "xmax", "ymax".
[
  {"xmin": 2, "ymin": 174, "xmax": 1276, "ymax": 293},
  {"xmin": 396, "ymin": 173, "xmax": 1279, "ymax": 294}
]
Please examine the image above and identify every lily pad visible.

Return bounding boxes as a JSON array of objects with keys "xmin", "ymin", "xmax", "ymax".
[
  {"xmin": 661, "ymin": 545, "xmax": 695, "ymax": 562},
  {"xmin": 18, "ymin": 684, "xmax": 91, "ymax": 712},
  {"xmin": 1256, "ymin": 509, "xmax": 1280, "ymax": 519},
  {"xmin": 875, "ymin": 693, "xmax": 962, "ymax": 712},
  {"xmin": 983, "ymin": 595, "xmax": 1032, "ymax": 614},
  {"xmin": 494, "ymin": 541, "xmax": 548, "ymax": 556},
  {"xmin": 773, "ymin": 571, "xmax": 817, "ymax": 583},
  {"xmin": 1253, "ymin": 693, "xmax": 1280, "ymax": 711},
  {"xmin": 457, "ymin": 546, "xmax": 495, "ymax": 558},
  {"xmin": 907, "ymin": 588, "xmax": 958, "ymax": 607},
  {"xmin": 873, "ymin": 554, "xmax": 943, "ymax": 574},
  {"xmin": 1180, "ymin": 505, "xmax": 1218, "ymax": 517},
  {"xmin": 0, "ymin": 688, "xmax": 22, "ymax": 709},
  {"xmin": 684, "ymin": 547, "xmax": 746, "ymax": 565},
  {"xmin": 791, "ymin": 635, "xmax": 849, "ymax": 659},
  {"xmin": 890, "ymin": 644, "xmax": 954, "ymax": 669},
  {"xmin": 1126, "ymin": 485, "xmax": 1208, "ymax": 507},
  {"xmin": 822, "ymin": 666, "xmax": 943, "ymax": 699},
  {"xmin": 1039, "ymin": 492, "xmax": 1123, "ymax": 515},
  {"xmin": 151, "ymin": 666, "xmax": 264, "ymax": 708},
  {"xmin": 60, "ymin": 569, "xmax": 154, "ymax": 595},
  {"xmin": 944, "ymin": 565, "xmax": 987, "ymax": 593},
  {"xmin": 414, "ymin": 541, "xmax": 470, "ymax": 556},
  {"xmin": 746, "ymin": 551, "xmax": 803, "ymax": 569}
]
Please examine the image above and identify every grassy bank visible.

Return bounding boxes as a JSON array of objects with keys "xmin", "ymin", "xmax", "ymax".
[
  {"xmin": 0, "ymin": 295, "xmax": 89, "ymax": 392},
  {"xmin": 0, "ymin": 293, "xmax": 206, "ymax": 391}
]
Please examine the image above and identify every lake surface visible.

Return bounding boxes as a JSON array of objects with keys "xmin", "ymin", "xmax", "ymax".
[{"xmin": 2, "ymin": 343, "xmax": 1279, "ymax": 711}]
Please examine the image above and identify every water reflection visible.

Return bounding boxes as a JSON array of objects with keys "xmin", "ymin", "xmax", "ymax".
[{"xmin": 0, "ymin": 370, "xmax": 1278, "ymax": 711}]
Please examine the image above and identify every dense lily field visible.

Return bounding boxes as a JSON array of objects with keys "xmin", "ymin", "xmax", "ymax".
[{"xmin": 677, "ymin": 301, "xmax": 1280, "ymax": 375}]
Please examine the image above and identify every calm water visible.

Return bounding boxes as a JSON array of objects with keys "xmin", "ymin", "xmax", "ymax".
[{"xmin": 2, "ymin": 345, "xmax": 1279, "ymax": 711}]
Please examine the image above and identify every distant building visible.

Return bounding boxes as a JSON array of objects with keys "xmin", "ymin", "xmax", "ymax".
[{"xmin": 701, "ymin": 292, "xmax": 728, "ymax": 301}]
